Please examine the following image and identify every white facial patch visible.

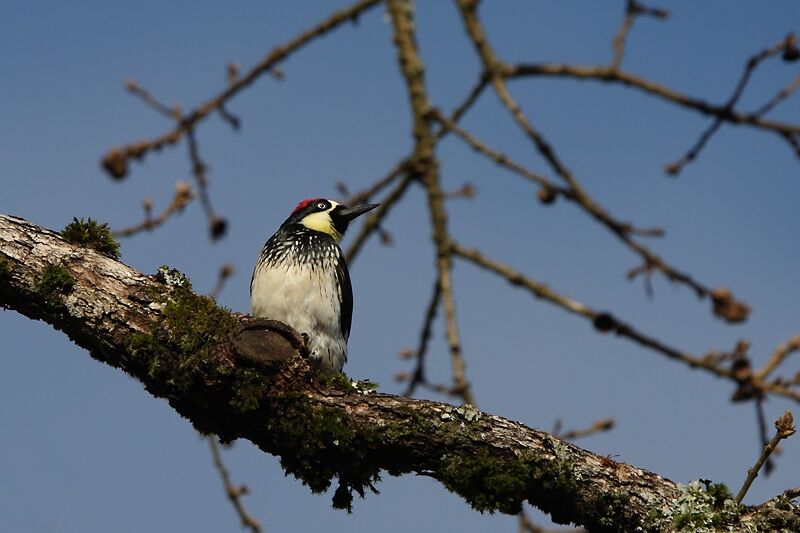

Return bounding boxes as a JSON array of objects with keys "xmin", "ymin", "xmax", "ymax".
[{"xmin": 299, "ymin": 201, "xmax": 342, "ymax": 242}]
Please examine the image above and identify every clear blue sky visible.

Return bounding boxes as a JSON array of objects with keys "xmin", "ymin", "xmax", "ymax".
[{"xmin": 1, "ymin": 1, "xmax": 799, "ymax": 531}]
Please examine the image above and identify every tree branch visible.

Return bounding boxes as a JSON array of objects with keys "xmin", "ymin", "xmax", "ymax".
[
  {"xmin": 1, "ymin": 213, "xmax": 798, "ymax": 530},
  {"xmin": 454, "ymin": 0, "xmax": 751, "ymax": 322},
  {"xmin": 505, "ymin": 63, "xmax": 800, "ymax": 141},
  {"xmin": 388, "ymin": 0, "xmax": 475, "ymax": 406},
  {"xmin": 101, "ymin": 0, "xmax": 383, "ymax": 179}
]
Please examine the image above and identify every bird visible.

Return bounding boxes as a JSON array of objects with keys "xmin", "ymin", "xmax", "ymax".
[{"xmin": 250, "ymin": 198, "xmax": 379, "ymax": 373}]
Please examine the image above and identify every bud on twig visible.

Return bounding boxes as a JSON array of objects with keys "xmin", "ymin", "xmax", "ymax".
[{"xmin": 775, "ymin": 411, "xmax": 796, "ymax": 439}]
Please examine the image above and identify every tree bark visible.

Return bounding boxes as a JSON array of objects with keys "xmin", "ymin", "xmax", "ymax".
[{"xmin": 1, "ymin": 213, "xmax": 797, "ymax": 531}]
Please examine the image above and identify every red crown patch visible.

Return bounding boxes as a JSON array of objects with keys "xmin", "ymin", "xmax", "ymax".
[{"xmin": 291, "ymin": 198, "xmax": 322, "ymax": 215}]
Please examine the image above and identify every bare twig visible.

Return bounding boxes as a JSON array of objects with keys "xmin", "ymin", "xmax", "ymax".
[
  {"xmin": 388, "ymin": 0, "xmax": 474, "ymax": 406},
  {"xmin": 433, "ymin": 107, "xmax": 665, "ymax": 245},
  {"xmin": 124, "ymin": 79, "xmax": 179, "ymax": 119},
  {"xmin": 754, "ymin": 397, "xmax": 777, "ymax": 476},
  {"xmin": 210, "ymin": 263, "xmax": 235, "ymax": 300},
  {"xmin": 343, "ymin": 159, "xmax": 408, "ymax": 207},
  {"xmin": 666, "ymin": 34, "xmax": 798, "ymax": 176},
  {"xmin": 402, "ymin": 275, "xmax": 441, "ymax": 397},
  {"xmin": 455, "ymin": 0, "xmax": 584, "ymax": 193},
  {"xmin": 783, "ymin": 131, "xmax": 800, "ymax": 157},
  {"xmin": 186, "ymin": 129, "xmax": 227, "ymax": 240},
  {"xmin": 113, "ymin": 181, "xmax": 193, "ymax": 238},
  {"xmin": 610, "ymin": 0, "xmax": 668, "ymax": 70},
  {"xmin": 101, "ymin": 0, "xmax": 383, "ymax": 179},
  {"xmin": 339, "ymin": 72, "xmax": 490, "ymax": 209},
  {"xmin": 442, "ymin": 182, "xmax": 476, "ymax": 201},
  {"xmin": 208, "ymin": 436, "xmax": 262, "ymax": 533},
  {"xmin": 451, "ymin": 243, "xmax": 594, "ymax": 318},
  {"xmin": 736, "ymin": 411, "xmax": 796, "ymax": 503},
  {"xmin": 345, "ymin": 170, "xmax": 414, "ymax": 264},
  {"xmin": 343, "ymin": 70, "xmax": 492, "ymax": 261},
  {"xmin": 754, "ymin": 75, "xmax": 800, "ymax": 118},
  {"xmin": 559, "ymin": 418, "xmax": 616, "ymax": 441},
  {"xmin": 505, "ymin": 63, "xmax": 800, "ymax": 141},
  {"xmin": 451, "ymin": 241, "xmax": 800, "ymax": 404},
  {"xmin": 429, "ymin": 108, "xmax": 561, "ymax": 192},
  {"xmin": 754, "ymin": 334, "xmax": 800, "ymax": 381},
  {"xmin": 441, "ymin": 72, "xmax": 491, "ymax": 131},
  {"xmin": 454, "ymin": 0, "xmax": 750, "ymax": 321},
  {"xmin": 218, "ymin": 104, "xmax": 241, "ymax": 131},
  {"xmin": 610, "ymin": 1, "xmax": 637, "ymax": 71}
]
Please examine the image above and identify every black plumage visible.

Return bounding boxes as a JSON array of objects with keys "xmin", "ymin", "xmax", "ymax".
[
  {"xmin": 252, "ymin": 224, "xmax": 352, "ymax": 341},
  {"xmin": 249, "ymin": 198, "xmax": 378, "ymax": 372}
]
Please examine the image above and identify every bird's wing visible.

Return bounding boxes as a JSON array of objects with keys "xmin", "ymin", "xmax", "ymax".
[
  {"xmin": 336, "ymin": 250, "xmax": 353, "ymax": 342},
  {"xmin": 251, "ymin": 236, "xmax": 272, "ymax": 296},
  {"xmin": 251, "ymin": 232, "xmax": 282, "ymax": 296}
]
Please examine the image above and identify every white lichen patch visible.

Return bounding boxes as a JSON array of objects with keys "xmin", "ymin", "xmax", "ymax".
[
  {"xmin": 454, "ymin": 404, "xmax": 482, "ymax": 423},
  {"xmin": 155, "ymin": 266, "xmax": 191, "ymax": 288},
  {"xmin": 350, "ymin": 379, "xmax": 377, "ymax": 395},
  {"xmin": 653, "ymin": 480, "xmax": 753, "ymax": 533}
]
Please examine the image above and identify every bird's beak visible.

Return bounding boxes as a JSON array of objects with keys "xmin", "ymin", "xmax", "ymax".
[{"xmin": 338, "ymin": 203, "xmax": 379, "ymax": 221}]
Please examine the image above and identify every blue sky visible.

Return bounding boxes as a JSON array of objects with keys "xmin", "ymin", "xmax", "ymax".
[{"xmin": 1, "ymin": 1, "xmax": 799, "ymax": 531}]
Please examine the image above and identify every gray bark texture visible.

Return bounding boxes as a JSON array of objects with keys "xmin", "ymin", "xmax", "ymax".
[{"xmin": 1, "ymin": 213, "xmax": 798, "ymax": 532}]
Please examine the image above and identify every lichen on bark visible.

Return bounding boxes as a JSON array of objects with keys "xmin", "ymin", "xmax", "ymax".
[{"xmin": 2, "ymin": 213, "xmax": 800, "ymax": 531}]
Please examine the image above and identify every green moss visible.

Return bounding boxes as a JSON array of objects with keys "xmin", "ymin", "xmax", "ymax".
[
  {"xmin": 705, "ymin": 482, "xmax": 733, "ymax": 509},
  {"xmin": 124, "ymin": 277, "xmax": 385, "ymax": 509},
  {"xmin": 36, "ymin": 264, "xmax": 75, "ymax": 304},
  {"xmin": 440, "ymin": 435, "xmax": 593, "ymax": 525},
  {"xmin": 0, "ymin": 255, "xmax": 9, "ymax": 281},
  {"xmin": 230, "ymin": 368, "xmax": 270, "ymax": 413},
  {"xmin": 316, "ymin": 371, "xmax": 356, "ymax": 391},
  {"xmin": 355, "ymin": 379, "xmax": 379, "ymax": 392},
  {"xmin": 587, "ymin": 491, "xmax": 637, "ymax": 530},
  {"xmin": 530, "ymin": 455, "xmax": 580, "ymax": 524},
  {"xmin": 269, "ymin": 394, "xmax": 382, "ymax": 511},
  {"xmin": 124, "ymin": 282, "xmax": 261, "ymax": 412},
  {"xmin": 315, "ymin": 373, "xmax": 379, "ymax": 394},
  {"xmin": 162, "ymin": 288, "xmax": 237, "ymax": 365},
  {"xmin": 392, "ymin": 405, "xmax": 429, "ymax": 431},
  {"xmin": 387, "ymin": 404, "xmax": 571, "ymax": 517},
  {"xmin": 439, "ymin": 449, "xmax": 530, "ymax": 514},
  {"xmin": 125, "ymin": 275, "xmax": 392, "ymax": 509},
  {"xmin": 60, "ymin": 217, "xmax": 120, "ymax": 260}
]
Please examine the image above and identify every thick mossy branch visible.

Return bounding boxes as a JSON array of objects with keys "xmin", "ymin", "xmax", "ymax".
[
  {"xmin": 269, "ymin": 394, "xmax": 383, "ymax": 511},
  {"xmin": 124, "ymin": 276, "xmax": 271, "ymax": 418},
  {"xmin": 439, "ymin": 448, "xmax": 531, "ymax": 514},
  {"xmin": 2, "ymin": 213, "xmax": 799, "ymax": 531},
  {"xmin": 60, "ymin": 217, "xmax": 120, "ymax": 259}
]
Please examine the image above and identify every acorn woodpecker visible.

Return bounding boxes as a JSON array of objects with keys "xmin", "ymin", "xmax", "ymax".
[{"xmin": 250, "ymin": 198, "xmax": 379, "ymax": 373}]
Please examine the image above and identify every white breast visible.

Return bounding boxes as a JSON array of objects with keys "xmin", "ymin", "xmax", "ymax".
[{"xmin": 251, "ymin": 261, "xmax": 347, "ymax": 372}]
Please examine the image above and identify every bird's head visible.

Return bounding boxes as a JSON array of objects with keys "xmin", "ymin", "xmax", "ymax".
[{"xmin": 283, "ymin": 198, "xmax": 379, "ymax": 243}]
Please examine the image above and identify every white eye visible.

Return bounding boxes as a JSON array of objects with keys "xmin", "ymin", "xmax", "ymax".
[{"xmin": 317, "ymin": 201, "xmax": 327, "ymax": 210}]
